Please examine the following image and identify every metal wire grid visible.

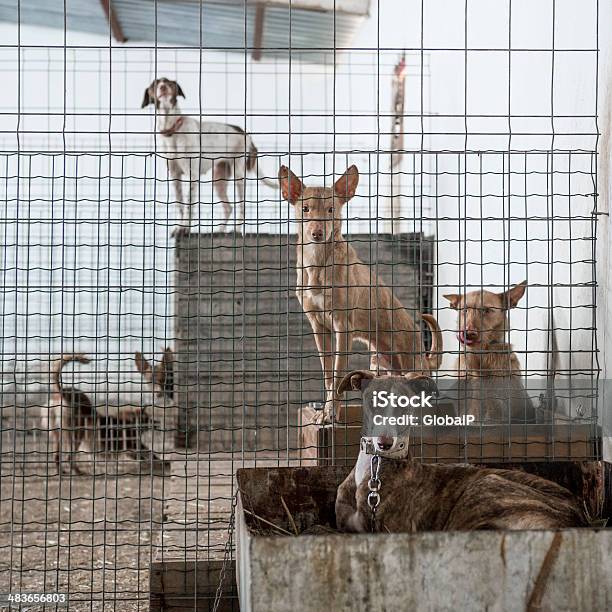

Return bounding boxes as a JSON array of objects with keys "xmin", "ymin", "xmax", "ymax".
[{"xmin": 0, "ymin": 0, "xmax": 602, "ymax": 610}]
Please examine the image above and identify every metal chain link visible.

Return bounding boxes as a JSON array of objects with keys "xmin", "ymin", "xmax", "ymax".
[
  {"xmin": 212, "ymin": 491, "xmax": 238, "ymax": 612},
  {"xmin": 367, "ymin": 453, "xmax": 382, "ymax": 532}
]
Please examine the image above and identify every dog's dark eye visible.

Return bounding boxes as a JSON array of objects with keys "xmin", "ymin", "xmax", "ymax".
[
  {"xmin": 328, "ymin": 207, "xmax": 333, "ymax": 214},
  {"xmin": 302, "ymin": 205, "xmax": 309, "ymax": 213}
]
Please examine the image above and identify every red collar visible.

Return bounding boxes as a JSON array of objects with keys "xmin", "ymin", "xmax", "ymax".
[{"xmin": 160, "ymin": 116, "xmax": 184, "ymax": 137}]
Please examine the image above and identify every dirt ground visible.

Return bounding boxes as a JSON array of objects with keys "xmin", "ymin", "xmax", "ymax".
[{"xmin": 0, "ymin": 431, "xmax": 166, "ymax": 611}]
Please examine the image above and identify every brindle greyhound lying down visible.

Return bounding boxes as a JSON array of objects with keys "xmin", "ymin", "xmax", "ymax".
[{"xmin": 334, "ymin": 370, "xmax": 588, "ymax": 533}]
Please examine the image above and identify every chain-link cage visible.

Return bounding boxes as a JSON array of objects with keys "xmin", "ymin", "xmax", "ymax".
[{"xmin": 0, "ymin": 0, "xmax": 605, "ymax": 610}]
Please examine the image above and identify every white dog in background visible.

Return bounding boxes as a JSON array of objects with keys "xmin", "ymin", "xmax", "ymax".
[{"xmin": 141, "ymin": 77, "xmax": 276, "ymax": 235}]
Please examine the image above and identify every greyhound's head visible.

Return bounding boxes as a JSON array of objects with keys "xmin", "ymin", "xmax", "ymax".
[
  {"xmin": 337, "ymin": 370, "xmax": 438, "ymax": 459},
  {"xmin": 278, "ymin": 165, "xmax": 359, "ymax": 245},
  {"xmin": 141, "ymin": 78, "xmax": 185, "ymax": 110}
]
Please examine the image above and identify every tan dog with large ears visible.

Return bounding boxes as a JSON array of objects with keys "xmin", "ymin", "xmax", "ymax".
[
  {"xmin": 279, "ymin": 165, "xmax": 442, "ymax": 423},
  {"xmin": 442, "ymin": 281, "xmax": 526, "ymax": 376},
  {"xmin": 442, "ymin": 282, "xmax": 535, "ymax": 423},
  {"xmin": 278, "ymin": 164, "xmax": 359, "ymax": 244}
]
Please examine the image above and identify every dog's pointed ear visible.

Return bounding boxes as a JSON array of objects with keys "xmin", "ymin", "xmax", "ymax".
[
  {"xmin": 135, "ymin": 352, "xmax": 153, "ymax": 380},
  {"xmin": 162, "ymin": 346, "xmax": 174, "ymax": 363},
  {"xmin": 443, "ymin": 293, "xmax": 461, "ymax": 309},
  {"xmin": 333, "ymin": 165, "xmax": 359, "ymax": 203},
  {"xmin": 141, "ymin": 83, "xmax": 154, "ymax": 108},
  {"xmin": 279, "ymin": 165, "xmax": 304, "ymax": 204},
  {"xmin": 162, "ymin": 347, "xmax": 175, "ymax": 397},
  {"xmin": 153, "ymin": 348, "xmax": 171, "ymax": 386},
  {"xmin": 337, "ymin": 370, "xmax": 375, "ymax": 396},
  {"xmin": 156, "ymin": 347, "xmax": 174, "ymax": 393},
  {"xmin": 501, "ymin": 280, "xmax": 527, "ymax": 310},
  {"xmin": 403, "ymin": 372, "xmax": 439, "ymax": 398},
  {"xmin": 175, "ymin": 82, "xmax": 186, "ymax": 99}
]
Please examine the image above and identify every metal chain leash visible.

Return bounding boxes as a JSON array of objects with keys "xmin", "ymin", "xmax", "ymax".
[
  {"xmin": 367, "ymin": 452, "xmax": 382, "ymax": 532},
  {"xmin": 212, "ymin": 491, "xmax": 238, "ymax": 612}
]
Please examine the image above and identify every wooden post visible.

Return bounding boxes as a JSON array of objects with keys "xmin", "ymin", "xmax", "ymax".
[
  {"xmin": 252, "ymin": 4, "xmax": 266, "ymax": 61},
  {"xmin": 99, "ymin": 0, "xmax": 127, "ymax": 43},
  {"xmin": 382, "ymin": 54, "xmax": 407, "ymax": 234}
]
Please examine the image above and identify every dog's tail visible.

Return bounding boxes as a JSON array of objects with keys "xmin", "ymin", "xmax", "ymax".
[
  {"xmin": 422, "ymin": 314, "xmax": 443, "ymax": 371},
  {"xmin": 52, "ymin": 354, "xmax": 91, "ymax": 394},
  {"xmin": 247, "ymin": 141, "xmax": 279, "ymax": 189}
]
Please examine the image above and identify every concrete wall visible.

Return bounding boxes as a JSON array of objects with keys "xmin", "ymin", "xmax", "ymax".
[
  {"xmin": 240, "ymin": 527, "xmax": 612, "ymax": 612},
  {"xmin": 174, "ymin": 233, "xmax": 432, "ymax": 450}
]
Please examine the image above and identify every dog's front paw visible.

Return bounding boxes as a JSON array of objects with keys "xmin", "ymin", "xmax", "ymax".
[
  {"xmin": 311, "ymin": 410, "xmax": 330, "ymax": 425},
  {"xmin": 71, "ymin": 464, "xmax": 86, "ymax": 476},
  {"xmin": 313, "ymin": 399, "xmax": 337, "ymax": 425},
  {"xmin": 222, "ymin": 221, "xmax": 245, "ymax": 235}
]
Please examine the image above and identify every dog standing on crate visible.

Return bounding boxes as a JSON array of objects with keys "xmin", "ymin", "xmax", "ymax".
[
  {"xmin": 42, "ymin": 349, "xmax": 174, "ymax": 474},
  {"xmin": 279, "ymin": 164, "xmax": 442, "ymax": 422},
  {"xmin": 443, "ymin": 281, "xmax": 536, "ymax": 423},
  {"xmin": 141, "ymin": 77, "xmax": 277, "ymax": 235}
]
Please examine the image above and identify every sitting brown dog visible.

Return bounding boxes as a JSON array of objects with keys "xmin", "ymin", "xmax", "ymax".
[
  {"xmin": 443, "ymin": 281, "xmax": 535, "ymax": 423},
  {"xmin": 335, "ymin": 370, "xmax": 588, "ymax": 533}
]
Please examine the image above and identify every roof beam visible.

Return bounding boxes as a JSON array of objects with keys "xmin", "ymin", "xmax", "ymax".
[
  {"xmin": 99, "ymin": 0, "xmax": 127, "ymax": 43},
  {"xmin": 252, "ymin": 3, "xmax": 266, "ymax": 61}
]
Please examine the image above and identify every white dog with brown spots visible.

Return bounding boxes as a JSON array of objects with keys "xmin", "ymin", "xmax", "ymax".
[{"xmin": 142, "ymin": 77, "xmax": 276, "ymax": 235}]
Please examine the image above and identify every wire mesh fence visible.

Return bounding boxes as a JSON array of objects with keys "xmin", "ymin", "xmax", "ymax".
[{"xmin": 0, "ymin": 0, "xmax": 603, "ymax": 610}]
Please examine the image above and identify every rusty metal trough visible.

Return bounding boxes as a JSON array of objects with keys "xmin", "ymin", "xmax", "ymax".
[{"xmin": 236, "ymin": 465, "xmax": 612, "ymax": 612}]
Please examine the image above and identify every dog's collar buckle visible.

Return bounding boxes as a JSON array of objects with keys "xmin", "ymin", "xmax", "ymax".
[{"xmin": 361, "ymin": 437, "xmax": 378, "ymax": 456}]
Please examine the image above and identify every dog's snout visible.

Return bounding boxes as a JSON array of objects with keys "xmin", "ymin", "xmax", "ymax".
[
  {"xmin": 376, "ymin": 436, "xmax": 393, "ymax": 451},
  {"xmin": 458, "ymin": 328, "xmax": 480, "ymax": 346},
  {"xmin": 311, "ymin": 229, "xmax": 324, "ymax": 242}
]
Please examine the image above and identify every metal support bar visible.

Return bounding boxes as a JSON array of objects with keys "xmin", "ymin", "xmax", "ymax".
[
  {"xmin": 252, "ymin": 3, "xmax": 266, "ymax": 61},
  {"xmin": 99, "ymin": 0, "xmax": 127, "ymax": 43}
]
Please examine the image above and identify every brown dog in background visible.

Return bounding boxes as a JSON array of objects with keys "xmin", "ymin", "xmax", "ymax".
[
  {"xmin": 43, "ymin": 354, "xmax": 96, "ymax": 475},
  {"xmin": 279, "ymin": 164, "xmax": 442, "ymax": 421},
  {"xmin": 443, "ymin": 281, "xmax": 535, "ymax": 422},
  {"xmin": 43, "ymin": 349, "xmax": 174, "ymax": 474}
]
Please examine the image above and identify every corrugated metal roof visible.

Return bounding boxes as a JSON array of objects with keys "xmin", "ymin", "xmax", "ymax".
[{"xmin": 0, "ymin": 0, "xmax": 370, "ymax": 63}]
